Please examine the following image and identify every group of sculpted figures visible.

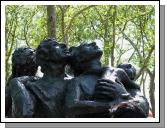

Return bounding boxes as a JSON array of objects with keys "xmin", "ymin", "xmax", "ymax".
[{"xmin": 5, "ymin": 38, "xmax": 150, "ymax": 118}]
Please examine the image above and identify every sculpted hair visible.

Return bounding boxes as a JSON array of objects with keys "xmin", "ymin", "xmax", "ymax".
[{"xmin": 11, "ymin": 46, "xmax": 37, "ymax": 78}]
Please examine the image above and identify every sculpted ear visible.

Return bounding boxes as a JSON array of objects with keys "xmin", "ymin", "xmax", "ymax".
[
  {"xmin": 42, "ymin": 48, "xmax": 50, "ymax": 60},
  {"xmin": 37, "ymin": 47, "xmax": 50, "ymax": 61}
]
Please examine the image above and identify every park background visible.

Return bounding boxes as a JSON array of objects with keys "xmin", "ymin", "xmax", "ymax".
[{"xmin": 5, "ymin": 5, "xmax": 155, "ymax": 117}]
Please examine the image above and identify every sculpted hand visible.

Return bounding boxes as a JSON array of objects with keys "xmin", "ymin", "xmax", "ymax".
[{"xmin": 94, "ymin": 79, "xmax": 130, "ymax": 101}]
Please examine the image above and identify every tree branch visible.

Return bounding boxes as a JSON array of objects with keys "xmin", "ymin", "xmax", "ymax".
[
  {"xmin": 122, "ymin": 32, "xmax": 142, "ymax": 59},
  {"xmin": 66, "ymin": 5, "xmax": 96, "ymax": 33},
  {"xmin": 135, "ymin": 45, "xmax": 155, "ymax": 80}
]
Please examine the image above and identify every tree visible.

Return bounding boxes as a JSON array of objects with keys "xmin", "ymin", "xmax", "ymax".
[
  {"xmin": 47, "ymin": 5, "xmax": 56, "ymax": 38},
  {"xmin": 5, "ymin": 5, "xmax": 20, "ymax": 81}
]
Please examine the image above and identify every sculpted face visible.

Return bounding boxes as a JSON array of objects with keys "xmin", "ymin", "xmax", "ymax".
[
  {"xmin": 50, "ymin": 41, "xmax": 70, "ymax": 62},
  {"xmin": 117, "ymin": 63, "xmax": 136, "ymax": 80},
  {"xmin": 79, "ymin": 42, "xmax": 102, "ymax": 55},
  {"xmin": 70, "ymin": 42, "xmax": 103, "ymax": 63},
  {"xmin": 36, "ymin": 39, "xmax": 70, "ymax": 64}
]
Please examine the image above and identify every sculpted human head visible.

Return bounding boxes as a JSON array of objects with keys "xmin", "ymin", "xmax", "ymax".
[
  {"xmin": 36, "ymin": 38, "xmax": 69, "ymax": 73},
  {"xmin": 12, "ymin": 47, "xmax": 37, "ymax": 77},
  {"xmin": 69, "ymin": 42, "xmax": 103, "ymax": 75},
  {"xmin": 117, "ymin": 63, "xmax": 136, "ymax": 80},
  {"xmin": 70, "ymin": 42, "xmax": 103, "ymax": 63}
]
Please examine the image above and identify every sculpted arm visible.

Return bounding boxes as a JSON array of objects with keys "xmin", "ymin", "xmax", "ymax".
[
  {"xmin": 9, "ymin": 76, "xmax": 37, "ymax": 117},
  {"xmin": 65, "ymin": 80, "xmax": 109, "ymax": 117},
  {"xmin": 5, "ymin": 85, "xmax": 12, "ymax": 117}
]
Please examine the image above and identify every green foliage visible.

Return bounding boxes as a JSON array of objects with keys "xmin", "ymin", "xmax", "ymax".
[{"xmin": 5, "ymin": 5, "xmax": 155, "ymax": 81}]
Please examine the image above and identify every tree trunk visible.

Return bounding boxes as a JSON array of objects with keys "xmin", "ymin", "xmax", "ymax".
[
  {"xmin": 104, "ymin": 40, "xmax": 110, "ymax": 65},
  {"xmin": 59, "ymin": 6, "xmax": 68, "ymax": 44},
  {"xmin": 111, "ymin": 5, "xmax": 117, "ymax": 66},
  {"xmin": 149, "ymin": 76, "xmax": 155, "ymax": 117},
  {"xmin": 5, "ymin": 18, "xmax": 18, "ymax": 82},
  {"xmin": 142, "ymin": 72, "xmax": 147, "ymax": 98},
  {"xmin": 147, "ymin": 68, "xmax": 155, "ymax": 117},
  {"xmin": 47, "ymin": 5, "xmax": 56, "ymax": 39}
]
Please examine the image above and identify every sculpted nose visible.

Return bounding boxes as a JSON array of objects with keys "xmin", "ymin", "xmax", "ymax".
[
  {"xmin": 64, "ymin": 48, "xmax": 69, "ymax": 53},
  {"xmin": 64, "ymin": 48, "xmax": 67, "ymax": 51},
  {"xmin": 91, "ymin": 42, "xmax": 96, "ymax": 46}
]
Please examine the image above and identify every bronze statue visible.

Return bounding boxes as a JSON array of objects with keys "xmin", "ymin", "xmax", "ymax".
[
  {"xmin": 7, "ymin": 40, "xmax": 149, "ymax": 118},
  {"xmin": 5, "ymin": 47, "xmax": 38, "ymax": 117},
  {"xmin": 23, "ymin": 38, "xmax": 70, "ymax": 117},
  {"xmin": 65, "ymin": 42, "xmax": 149, "ymax": 118},
  {"xmin": 96, "ymin": 63, "xmax": 149, "ymax": 117}
]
